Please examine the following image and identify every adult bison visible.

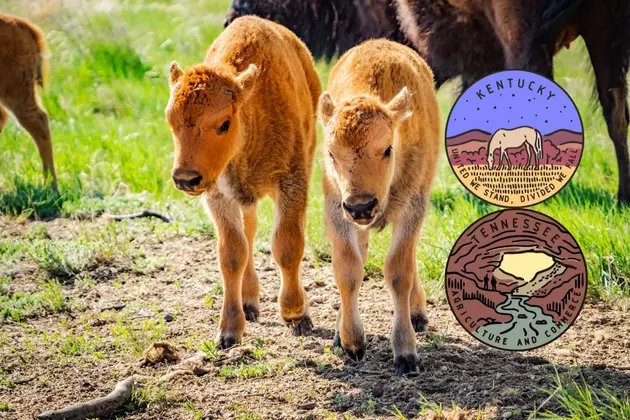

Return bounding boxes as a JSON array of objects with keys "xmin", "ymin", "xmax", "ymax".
[
  {"xmin": 318, "ymin": 39, "xmax": 440, "ymax": 375},
  {"xmin": 397, "ymin": 0, "xmax": 630, "ymax": 204},
  {"xmin": 166, "ymin": 16, "xmax": 321, "ymax": 347},
  {"xmin": 224, "ymin": 0, "xmax": 630, "ymax": 204},
  {"xmin": 223, "ymin": 0, "xmax": 406, "ymax": 61}
]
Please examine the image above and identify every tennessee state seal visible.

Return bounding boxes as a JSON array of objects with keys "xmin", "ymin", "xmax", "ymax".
[{"xmin": 445, "ymin": 209, "xmax": 587, "ymax": 351}]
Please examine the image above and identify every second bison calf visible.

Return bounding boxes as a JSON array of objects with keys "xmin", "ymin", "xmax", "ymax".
[{"xmin": 319, "ymin": 39, "xmax": 440, "ymax": 375}]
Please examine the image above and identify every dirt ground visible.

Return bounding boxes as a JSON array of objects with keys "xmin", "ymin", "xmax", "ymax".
[{"xmin": 1, "ymin": 216, "xmax": 629, "ymax": 419}]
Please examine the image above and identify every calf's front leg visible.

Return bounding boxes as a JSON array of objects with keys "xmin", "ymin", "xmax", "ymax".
[
  {"xmin": 327, "ymin": 196, "xmax": 367, "ymax": 360},
  {"xmin": 204, "ymin": 194, "xmax": 248, "ymax": 349},
  {"xmin": 386, "ymin": 194, "xmax": 427, "ymax": 375}
]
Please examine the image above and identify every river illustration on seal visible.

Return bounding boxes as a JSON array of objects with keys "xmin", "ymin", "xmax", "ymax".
[{"xmin": 445, "ymin": 209, "xmax": 587, "ymax": 351}]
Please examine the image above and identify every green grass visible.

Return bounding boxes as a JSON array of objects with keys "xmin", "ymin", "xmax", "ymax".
[
  {"xmin": 537, "ymin": 371, "xmax": 630, "ymax": 419},
  {"xmin": 0, "ymin": 0, "xmax": 629, "ymax": 300},
  {"xmin": 0, "ymin": 278, "xmax": 72, "ymax": 322}
]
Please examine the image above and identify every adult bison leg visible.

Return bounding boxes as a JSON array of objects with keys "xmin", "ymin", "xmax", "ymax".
[
  {"xmin": 582, "ymin": 31, "xmax": 630, "ymax": 205},
  {"xmin": 0, "ymin": 105, "xmax": 8, "ymax": 133},
  {"xmin": 204, "ymin": 194, "xmax": 248, "ymax": 349},
  {"xmin": 273, "ymin": 176, "xmax": 312, "ymax": 336},
  {"xmin": 241, "ymin": 204, "xmax": 260, "ymax": 321},
  {"xmin": 386, "ymin": 193, "xmax": 426, "ymax": 375},
  {"xmin": 327, "ymin": 194, "xmax": 366, "ymax": 360}
]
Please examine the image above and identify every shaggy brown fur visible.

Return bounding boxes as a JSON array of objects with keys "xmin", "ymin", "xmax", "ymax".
[
  {"xmin": 396, "ymin": 0, "xmax": 630, "ymax": 204},
  {"xmin": 224, "ymin": 0, "xmax": 407, "ymax": 61},
  {"xmin": 166, "ymin": 16, "xmax": 321, "ymax": 348},
  {"xmin": 0, "ymin": 13, "xmax": 56, "ymax": 190},
  {"xmin": 319, "ymin": 39, "xmax": 440, "ymax": 375}
]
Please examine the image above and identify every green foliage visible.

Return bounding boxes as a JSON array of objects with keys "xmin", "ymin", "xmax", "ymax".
[
  {"xmin": 218, "ymin": 363, "xmax": 269, "ymax": 380},
  {"xmin": 538, "ymin": 372, "xmax": 630, "ymax": 419},
  {"xmin": 0, "ymin": 280, "xmax": 71, "ymax": 322},
  {"xmin": 199, "ymin": 339, "xmax": 221, "ymax": 361}
]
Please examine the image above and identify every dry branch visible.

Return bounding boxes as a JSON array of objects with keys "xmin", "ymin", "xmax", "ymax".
[
  {"xmin": 105, "ymin": 210, "xmax": 171, "ymax": 223},
  {"xmin": 37, "ymin": 378, "xmax": 134, "ymax": 420}
]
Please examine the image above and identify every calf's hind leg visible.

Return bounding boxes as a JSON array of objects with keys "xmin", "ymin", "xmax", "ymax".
[
  {"xmin": 272, "ymin": 177, "xmax": 312, "ymax": 335},
  {"xmin": 8, "ymin": 95, "xmax": 57, "ymax": 190},
  {"xmin": 204, "ymin": 194, "xmax": 248, "ymax": 349},
  {"xmin": 242, "ymin": 204, "xmax": 260, "ymax": 321}
]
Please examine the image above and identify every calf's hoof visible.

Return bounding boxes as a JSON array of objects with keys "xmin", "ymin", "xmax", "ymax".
[
  {"xmin": 410, "ymin": 311, "xmax": 429, "ymax": 333},
  {"xmin": 394, "ymin": 352, "xmax": 420, "ymax": 376},
  {"xmin": 216, "ymin": 333, "xmax": 240, "ymax": 350},
  {"xmin": 286, "ymin": 314, "xmax": 313, "ymax": 336},
  {"xmin": 243, "ymin": 302, "xmax": 260, "ymax": 322},
  {"xmin": 333, "ymin": 331, "xmax": 366, "ymax": 361}
]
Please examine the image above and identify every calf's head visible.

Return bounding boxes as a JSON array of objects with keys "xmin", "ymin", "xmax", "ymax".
[
  {"xmin": 166, "ymin": 62, "xmax": 258, "ymax": 196},
  {"xmin": 319, "ymin": 88, "xmax": 412, "ymax": 227}
]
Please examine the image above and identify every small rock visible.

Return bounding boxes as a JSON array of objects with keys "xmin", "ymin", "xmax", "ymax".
[
  {"xmin": 315, "ymin": 280, "xmax": 326, "ymax": 287},
  {"xmin": 309, "ymin": 296, "xmax": 324, "ymax": 305},
  {"xmin": 332, "ymin": 302, "xmax": 341, "ymax": 310},
  {"xmin": 593, "ymin": 330, "xmax": 608, "ymax": 343},
  {"xmin": 370, "ymin": 335, "xmax": 380, "ymax": 344},
  {"xmin": 623, "ymin": 339, "xmax": 630, "ymax": 348},
  {"xmin": 228, "ymin": 345, "xmax": 255, "ymax": 358},
  {"xmin": 502, "ymin": 411, "xmax": 512, "ymax": 419},
  {"xmin": 554, "ymin": 348, "xmax": 573, "ymax": 357},
  {"xmin": 163, "ymin": 313, "xmax": 175, "ymax": 322},
  {"xmin": 138, "ymin": 309, "xmax": 153, "ymax": 317}
]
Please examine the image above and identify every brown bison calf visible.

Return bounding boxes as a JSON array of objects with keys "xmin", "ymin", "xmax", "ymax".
[
  {"xmin": 319, "ymin": 39, "xmax": 440, "ymax": 375},
  {"xmin": 166, "ymin": 16, "xmax": 321, "ymax": 348},
  {"xmin": 0, "ymin": 13, "xmax": 56, "ymax": 190}
]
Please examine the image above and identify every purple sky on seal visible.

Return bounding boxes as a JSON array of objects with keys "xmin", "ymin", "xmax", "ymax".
[{"xmin": 446, "ymin": 70, "xmax": 583, "ymax": 138}]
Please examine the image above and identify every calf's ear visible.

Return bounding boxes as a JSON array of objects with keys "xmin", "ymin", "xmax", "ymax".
[
  {"xmin": 236, "ymin": 64, "xmax": 259, "ymax": 103},
  {"xmin": 318, "ymin": 92, "xmax": 335, "ymax": 125},
  {"xmin": 386, "ymin": 87, "xmax": 413, "ymax": 124},
  {"xmin": 169, "ymin": 61, "xmax": 183, "ymax": 88}
]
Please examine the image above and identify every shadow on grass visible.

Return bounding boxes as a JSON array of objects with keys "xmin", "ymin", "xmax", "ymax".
[
  {"xmin": 306, "ymin": 334, "xmax": 630, "ymax": 419},
  {"xmin": 0, "ymin": 180, "xmax": 71, "ymax": 220}
]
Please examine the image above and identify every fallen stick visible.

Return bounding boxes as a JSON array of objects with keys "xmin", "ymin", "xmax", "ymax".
[
  {"xmin": 37, "ymin": 378, "xmax": 134, "ymax": 420},
  {"xmin": 37, "ymin": 348, "xmax": 224, "ymax": 419},
  {"xmin": 105, "ymin": 210, "xmax": 171, "ymax": 223}
]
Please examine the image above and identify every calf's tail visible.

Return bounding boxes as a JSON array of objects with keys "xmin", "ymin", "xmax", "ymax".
[
  {"xmin": 21, "ymin": 19, "xmax": 48, "ymax": 88},
  {"xmin": 536, "ymin": 130, "xmax": 543, "ymax": 159}
]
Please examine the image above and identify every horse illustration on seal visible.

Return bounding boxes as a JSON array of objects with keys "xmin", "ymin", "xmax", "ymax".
[{"xmin": 487, "ymin": 126, "xmax": 543, "ymax": 169}]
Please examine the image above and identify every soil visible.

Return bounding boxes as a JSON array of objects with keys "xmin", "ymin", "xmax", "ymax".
[{"xmin": 1, "ymin": 217, "xmax": 629, "ymax": 419}]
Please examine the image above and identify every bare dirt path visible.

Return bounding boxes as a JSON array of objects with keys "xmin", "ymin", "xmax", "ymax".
[{"xmin": 1, "ymin": 217, "xmax": 629, "ymax": 419}]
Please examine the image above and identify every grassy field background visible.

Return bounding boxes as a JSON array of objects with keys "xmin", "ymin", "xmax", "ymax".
[
  {"xmin": 1, "ymin": 0, "xmax": 629, "ymax": 300},
  {"xmin": 1, "ymin": 1, "xmax": 630, "ymax": 418}
]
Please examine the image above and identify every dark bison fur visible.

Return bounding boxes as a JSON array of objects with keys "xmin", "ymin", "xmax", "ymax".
[{"xmin": 224, "ymin": 0, "xmax": 407, "ymax": 61}]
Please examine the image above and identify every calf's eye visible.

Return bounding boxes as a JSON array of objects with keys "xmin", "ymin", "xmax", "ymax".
[
  {"xmin": 329, "ymin": 152, "xmax": 335, "ymax": 163},
  {"xmin": 383, "ymin": 145, "xmax": 392, "ymax": 159},
  {"xmin": 217, "ymin": 120, "xmax": 231, "ymax": 135}
]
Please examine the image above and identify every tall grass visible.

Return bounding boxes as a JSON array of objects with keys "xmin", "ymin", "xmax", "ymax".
[{"xmin": 0, "ymin": 0, "xmax": 629, "ymax": 299}]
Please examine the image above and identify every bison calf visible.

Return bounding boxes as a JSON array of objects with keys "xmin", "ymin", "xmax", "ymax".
[
  {"xmin": 0, "ymin": 13, "xmax": 56, "ymax": 190},
  {"xmin": 166, "ymin": 16, "xmax": 321, "ymax": 347},
  {"xmin": 319, "ymin": 39, "xmax": 440, "ymax": 375}
]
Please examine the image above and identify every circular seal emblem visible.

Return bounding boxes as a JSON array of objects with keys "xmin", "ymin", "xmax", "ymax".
[
  {"xmin": 445, "ymin": 70, "xmax": 583, "ymax": 207},
  {"xmin": 445, "ymin": 209, "xmax": 587, "ymax": 351}
]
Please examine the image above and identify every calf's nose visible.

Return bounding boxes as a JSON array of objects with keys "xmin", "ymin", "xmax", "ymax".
[
  {"xmin": 172, "ymin": 169, "xmax": 203, "ymax": 191},
  {"xmin": 343, "ymin": 197, "xmax": 378, "ymax": 220}
]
